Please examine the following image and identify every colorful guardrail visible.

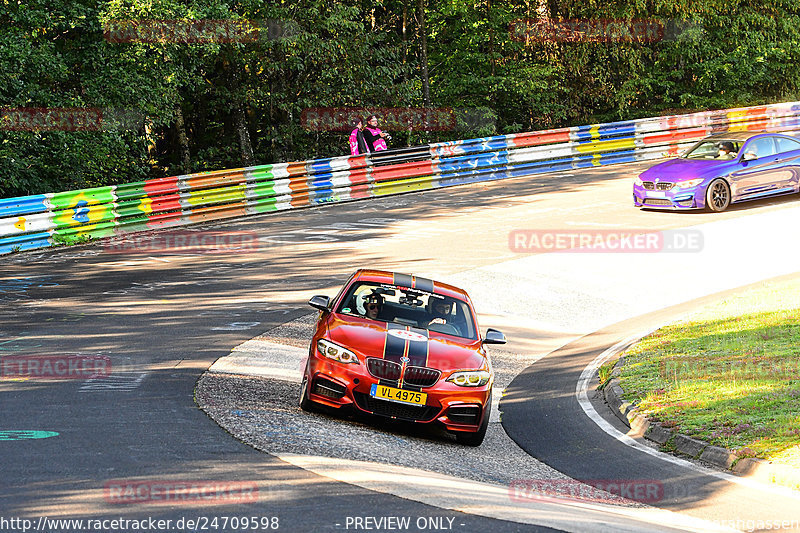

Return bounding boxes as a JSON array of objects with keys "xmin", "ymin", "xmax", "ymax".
[{"xmin": 2, "ymin": 101, "xmax": 800, "ymax": 255}]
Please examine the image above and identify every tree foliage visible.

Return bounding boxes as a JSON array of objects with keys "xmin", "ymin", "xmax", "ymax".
[{"xmin": 2, "ymin": 0, "xmax": 800, "ymax": 197}]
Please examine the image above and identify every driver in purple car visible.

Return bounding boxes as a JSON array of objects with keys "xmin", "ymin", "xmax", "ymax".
[{"xmin": 718, "ymin": 141, "xmax": 736, "ymax": 159}]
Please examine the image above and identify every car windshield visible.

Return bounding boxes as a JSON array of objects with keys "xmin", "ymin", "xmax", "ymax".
[
  {"xmin": 337, "ymin": 281, "xmax": 477, "ymax": 340},
  {"xmin": 682, "ymin": 139, "xmax": 743, "ymax": 160}
]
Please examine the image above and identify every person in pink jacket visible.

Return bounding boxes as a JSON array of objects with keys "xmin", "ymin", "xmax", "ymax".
[
  {"xmin": 349, "ymin": 117, "xmax": 370, "ymax": 155},
  {"xmin": 362, "ymin": 114, "xmax": 391, "ymax": 152}
]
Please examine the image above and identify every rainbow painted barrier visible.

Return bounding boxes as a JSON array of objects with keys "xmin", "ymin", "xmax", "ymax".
[{"xmin": 2, "ymin": 101, "xmax": 800, "ymax": 255}]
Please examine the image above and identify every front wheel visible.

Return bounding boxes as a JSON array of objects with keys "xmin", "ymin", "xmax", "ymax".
[
  {"xmin": 705, "ymin": 179, "xmax": 731, "ymax": 212},
  {"xmin": 299, "ymin": 375, "xmax": 316, "ymax": 412}
]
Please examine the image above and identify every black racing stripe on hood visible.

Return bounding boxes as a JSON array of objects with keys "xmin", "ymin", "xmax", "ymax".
[
  {"xmin": 393, "ymin": 273, "xmax": 413, "ymax": 289},
  {"xmin": 406, "ymin": 327, "xmax": 429, "ymax": 367},
  {"xmin": 413, "ymin": 276, "xmax": 434, "ymax": 293},
  {"xmin": 384, "ymin": 322, "xmax": 406, "ymax": 363}
]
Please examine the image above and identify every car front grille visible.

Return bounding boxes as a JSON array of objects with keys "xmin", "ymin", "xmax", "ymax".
[
  {"xmin": 642, "ymin": 181, "xmax": 673, "ymax": 191},
  {"xmin": 645, "ymin": 199, "xmax": 673, "ymax": 206},
  {"xmin": 353, "ymin": 391, "xmax": 440, "ymax": 422},
  {"xmin": 403, "ymin": 366, "xmax": 441, "ymax": 388},
  {"xmin": 367, "ymin": 358, "xmax": 441, "ymax": 388},
  {"xmin": 367, "ymin": 358, "xmax": 402, "ymax": 381}
]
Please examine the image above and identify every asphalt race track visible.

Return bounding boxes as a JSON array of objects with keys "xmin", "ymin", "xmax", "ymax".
[{"xmin": 2, "ymin": 162, "xmax": 800, "ymax": 532}]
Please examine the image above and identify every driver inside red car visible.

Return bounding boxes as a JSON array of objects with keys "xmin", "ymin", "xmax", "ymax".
[
  {"xmin": 364, "ymin": 293, "xmax": 385, "ymax": 320},
  {"xmin": 427, "ymin": 298, "xmax": 453, "ymax": 326}
]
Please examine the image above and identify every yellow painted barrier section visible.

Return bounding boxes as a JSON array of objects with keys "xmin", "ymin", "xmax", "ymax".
[
  {"xmin": 574, "ymin": 138, "xmax": 637, "ymax": 154},
  {"xmin": 373, "ymin": 175, "xmax": 435, "ymax": 196}
]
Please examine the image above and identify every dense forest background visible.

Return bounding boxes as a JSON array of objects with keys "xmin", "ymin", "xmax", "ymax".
[{"xmin": 2, "ymin": 0, "xmax": 799, "ymax": 198}]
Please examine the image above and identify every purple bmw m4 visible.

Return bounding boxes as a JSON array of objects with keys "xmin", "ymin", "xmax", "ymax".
[{"xmin": 634, "ymin": 132, "xmax": 800, "ymax": 212}]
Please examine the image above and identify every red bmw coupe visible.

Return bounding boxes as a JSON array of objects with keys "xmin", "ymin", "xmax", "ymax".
[{"xmin": 300, "ymin": 269, "xmax": 506, "ymax": 446}]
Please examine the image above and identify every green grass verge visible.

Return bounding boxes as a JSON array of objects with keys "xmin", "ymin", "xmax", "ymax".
[
  {"xmin": 618, "ymin": 277, "xmax": 800, "ymax": 468},
  {"xmin": 597, "ymin": 359, "xmax": 618, "ymax": 390}
]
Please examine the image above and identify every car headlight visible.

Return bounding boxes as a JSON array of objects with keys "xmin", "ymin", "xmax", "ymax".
[
  {"xmin": 634, "ymin": 177, "xmax": 643, "ymax": 187},
  {"xmin": 446, "ymin": 370, "xmax": 491, "ymax": 387},
  {"xmin": 317, "ymin": 339, "xmax": 359, "ymax": 364},
  {"xmin": 675, "ymin": 178, "xmax": 703, "ymax": 189}
]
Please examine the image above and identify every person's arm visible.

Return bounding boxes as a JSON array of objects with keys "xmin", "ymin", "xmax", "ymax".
[
  {"xmin": 357, "ymin": 130, "xmax": 370, "ymax": 153},
  {"xmin": 364, "ymin": 127, "xmax": 388, "ymax": 151},
  {"xmin": 362, "ymin": 127, "xmax": 379, "ymax": 148}
]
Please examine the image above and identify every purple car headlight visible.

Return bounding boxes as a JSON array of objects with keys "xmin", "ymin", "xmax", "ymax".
[
  {"xmin": 675, "ymin": 178, "xmax": 703, "ymax": 190},
  {"xmin": 634, "ymin": 177, "xmax": 644, "ymax": 187}
]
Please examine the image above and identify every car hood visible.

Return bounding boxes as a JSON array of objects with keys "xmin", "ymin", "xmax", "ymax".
[
  {"xmin": 326, "ymin": 320, "xmax": 486, "ymax": 372},
  {"xmin": 640, "ymin": 158, "xmax": 732, "ymax": 181}
]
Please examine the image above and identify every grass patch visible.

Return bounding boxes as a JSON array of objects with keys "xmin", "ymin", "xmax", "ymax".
[
  {"xmin": 618, "ymin": 277, "xmax": 800, "ymax": 465},
  {"xmin": 597, "ymin": 359, "xmax": 618, "ymax": 390},
  {"xmin": 52, "ymin": 233, "xmax": 94, "ymax": 246}
]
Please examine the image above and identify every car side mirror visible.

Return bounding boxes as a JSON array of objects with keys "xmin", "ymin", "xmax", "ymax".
[
  {"xmin": 482, "ymin": 328, "xmax": 506, "ymax": 345},
  {"xmin": 742, "ymin": 152, "xmax": 757, "ymax": 161},
  {"xmin": 308, "ymin": 295, "xmax": 331, "ymax": 312}
]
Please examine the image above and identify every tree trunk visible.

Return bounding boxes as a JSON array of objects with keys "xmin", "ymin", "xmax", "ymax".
[
  {"xmin": 234, "ymin": 105, "xmax": 254, "ymax": 166},
  {"xmin": 417, "ymin": 0, "xmax": 430, "ymax": 109},
  {"xmin": 144, "ymin": 117, "xmax": 157, "ymax": 169},
  {"xmin": 417, "ymin": 0, "xmax": 431, "ymax": 141},
  {"xmin": 403, "ymin": 5, "xmax": 411, "ymax": 146},
  {"xmin": 174, "ymin": 106, "xmax": 192, "ymax": 173},
  {"xmin": 487, "ymin": 0, "xmax": 495, "ymax": 78},
  {"xmin": 226, "ymin": 59, "xmax": 255, "ymax": 167},
  {"xmin": 402, "ymin": 5, "xmax": 408, "ymax": 83}
]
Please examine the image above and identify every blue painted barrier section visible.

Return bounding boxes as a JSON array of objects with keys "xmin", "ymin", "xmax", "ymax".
[
  {"xmin": 0, "ymin": 232, "xmax": 52, "ymax": 255},
  {"xmin": 0, "ymin": 195, "xmax": 49, "ymax": 217}
]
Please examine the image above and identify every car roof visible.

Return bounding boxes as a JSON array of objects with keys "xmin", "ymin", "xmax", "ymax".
[
  {"xmin": 349, "ymin": 269, "xmax": 471, "ymax": 301},
  {"xmin": 705, "ymin": 131, "xmax": 789, "ymax": 141}
]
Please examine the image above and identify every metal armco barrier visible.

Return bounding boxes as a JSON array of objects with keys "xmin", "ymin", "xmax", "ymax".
[{"xmin": 2, "ymin": 101, "xmax": 800, "ymax": 255}]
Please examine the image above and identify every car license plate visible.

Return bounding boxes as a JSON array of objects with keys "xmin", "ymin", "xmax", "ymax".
[
  {"xmin": 370, "ymin": 384, "xmax": 427, "ymax": 406},
  {"xmin": 648, "ymin": 191, "xmax": 666, "ymax": 199}
]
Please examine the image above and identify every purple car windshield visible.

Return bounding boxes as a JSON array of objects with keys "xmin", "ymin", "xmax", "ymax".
[{"xmin": 683, "ymin": 139, "xmax": 742, "ymax": 160}]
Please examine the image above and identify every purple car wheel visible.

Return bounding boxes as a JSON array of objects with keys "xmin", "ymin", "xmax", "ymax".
[{"xmin": 705, "ymin": 178, "xmax": 730, "ymax": 212}]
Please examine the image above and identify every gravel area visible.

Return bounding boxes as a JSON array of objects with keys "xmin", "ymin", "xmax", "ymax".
[
  {"xmin": 250, "ymin": 313, "xmax": 318, "ymax": 349},
  {"xmin": 195, "ymin": 314, "xmax": 642, "ymax": 506}
]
